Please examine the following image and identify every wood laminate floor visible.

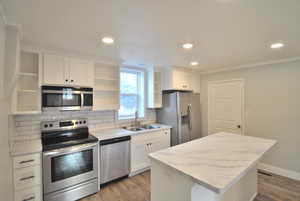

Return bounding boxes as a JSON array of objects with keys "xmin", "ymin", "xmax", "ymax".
[{"xmin": 81, "ymin": 171, "xmax": 300, "ymax": 201}]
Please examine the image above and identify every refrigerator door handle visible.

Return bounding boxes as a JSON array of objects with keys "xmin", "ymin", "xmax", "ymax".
[{"xmin": 188, "ymin": 104, "xmax": 192, "ymax": 130}]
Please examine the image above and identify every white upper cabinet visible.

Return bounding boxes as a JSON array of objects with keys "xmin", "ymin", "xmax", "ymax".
[
  {"xmin": 172, "ymin": 69, "xmax": 191, "ymax": 90},
  {"xmin": 162, "ymin": 67, "xmax": 200, "ymax": 92},
  {"xmin": 69, "ymin": 58, "xmax": 94, "ymax": 87},
  {"xmin": 42, "ymin": 54, "xmax": 94, "ymax": 87},
  {"xmin": 43, "ymin": 54, "xmax": 67, "ymax": 85},
  {"xmin": 147, "ymin": 68, "xmax": 162, "ymax": 108}
]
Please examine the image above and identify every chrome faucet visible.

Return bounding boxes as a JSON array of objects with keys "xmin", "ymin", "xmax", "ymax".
[{"xmin": 134, "ymin": 111, "xmax": 141, "ymax": 128}]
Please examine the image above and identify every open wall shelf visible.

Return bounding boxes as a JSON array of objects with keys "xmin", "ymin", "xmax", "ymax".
[
  {"xmin": 12, "ymin": 50, "xmax": 41, "ymax": 114},
  {"xmin": 93, "ymin": 63, "xmax": 120, "ymax": 111}
]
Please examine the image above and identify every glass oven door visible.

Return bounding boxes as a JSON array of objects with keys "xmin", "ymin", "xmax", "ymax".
[{"xmin": 43, "ymin": 143, "xmax": 99, "ymax": 194}]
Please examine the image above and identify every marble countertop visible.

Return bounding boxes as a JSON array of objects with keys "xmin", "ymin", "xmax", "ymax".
[
  {"xmin": 91, "ymin": 124, "xmax": 172, "ymax": 141},
  {"xmin": 11, "ymin": 139, "xmax": 42, "ymax": 156},
  {"xmin": 149, "ymin": 132, "xmax": 276, "ymax": 194},
  {"xmin": 10, "ymin": 124, "xmax": 172, "ymax": 156}
]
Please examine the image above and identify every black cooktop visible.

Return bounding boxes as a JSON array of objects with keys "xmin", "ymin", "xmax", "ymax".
[
  {"xmin": 42, "ymin": 134, "xmax": 98, "ymax": 151},
  {"xmin": 42, "ymin": 124, "xmax": 98, "ymax": 151}
]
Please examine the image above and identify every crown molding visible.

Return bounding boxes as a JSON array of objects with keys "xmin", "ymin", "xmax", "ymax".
[
  {"xmin": 5, "ymin": 23, "xmax": 23, "ymax": 40},
  {"xmin": 20, "ymin": 42, "xmax": 122, "ymax": 66},
  {"xmin": 0, "ymin": 3, "xmax": 7, "ymax": 25},
  {"xmin": 200, "ymin": 57, "xmax": 300, "ymax": 75}
]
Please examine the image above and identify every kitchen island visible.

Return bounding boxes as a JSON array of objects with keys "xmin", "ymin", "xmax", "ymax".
[{"xmin": 149, "ymin": 132, "xmax": 276, "ymax": 201}]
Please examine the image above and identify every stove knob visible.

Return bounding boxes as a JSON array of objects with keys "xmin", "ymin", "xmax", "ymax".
[
  {"xmin": 79, "ymin": 121, "xmax": 82, "ymax": 124},
  {"xmin": 75, "ymin": 122, "xmax": 78, "ymax": 125},
  {"xmin": 44, "ymin": 124, "xmax": 48, "ymax": 128},
  {"xmin": 49, "ymin": 124, "xmax": 53, "ymax": 127},
  {"xmin": 83, "ymin": 120, "xmax": 86, "ymax": 124}
]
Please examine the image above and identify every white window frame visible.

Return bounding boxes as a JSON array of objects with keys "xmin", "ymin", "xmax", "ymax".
[{"xmin": 118, "ymin": 67, "xmax": 145, "ymax": 120}]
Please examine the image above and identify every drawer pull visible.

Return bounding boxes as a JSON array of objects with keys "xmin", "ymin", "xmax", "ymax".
[
  {"xmin": 23, "ymin": 196, "xmax": 35, "ymax": 201},
  {"xmin": 20, "ymin": 176, "xmax": 35, "ymax": 181},
  {"xmin": 19, "ymin": 159, "xmax": 34, "ymax": 164}
]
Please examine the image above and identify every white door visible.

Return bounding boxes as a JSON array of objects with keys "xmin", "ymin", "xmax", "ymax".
[
  {"xmin": 69, "ymin": 58, "xmax": 94, "ymax": 87},
  {"xmin": 43, "ymin": 54, "xmax": 68, "ymax": 85},
  {"xmin": 208, "ymin": 80, "xmax": 244, "ymax": 135}
]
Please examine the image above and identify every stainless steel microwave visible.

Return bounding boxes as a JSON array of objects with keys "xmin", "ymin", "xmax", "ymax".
[{"xmin": 42, "ymin": 86, "xmax": 93, "ymax": 111}]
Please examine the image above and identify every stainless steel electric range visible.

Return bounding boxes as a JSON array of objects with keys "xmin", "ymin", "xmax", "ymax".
[{"xmin": 41, "ymin": 118, "xmax": 99, "ymax": 201}]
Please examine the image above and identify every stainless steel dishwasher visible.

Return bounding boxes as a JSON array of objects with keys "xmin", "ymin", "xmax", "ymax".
[{"xmin": 100, "ymin": 136, "xmax": 131, "ymax": 185}]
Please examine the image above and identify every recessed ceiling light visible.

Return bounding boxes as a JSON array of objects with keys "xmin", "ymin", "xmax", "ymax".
[
  {"xmin": 182, "ymin": 43, "xmax": 194, "ymax": 49},
  {"xmin": 271, "ymin": 43, "xmax": 284, "ymax": 49},
  {"xmin": 190, "ymin": 61, "xmax": 199, "ymax": 66},
  {"xmin": 102, "ymin": 37, "xmax": 114, "ymax": 44}
]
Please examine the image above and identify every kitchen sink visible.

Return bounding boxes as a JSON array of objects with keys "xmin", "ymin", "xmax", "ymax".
[
  {"xmin": 123, "ymin": 124, "xmax": 161, "ymax": 131},
  {"xmin": 125, "ymin": 127, "xmax": 145, "ymax": 131},
  {"xmin": 141, "ymin": 125, "xmax": 160, "ymax": 129}
]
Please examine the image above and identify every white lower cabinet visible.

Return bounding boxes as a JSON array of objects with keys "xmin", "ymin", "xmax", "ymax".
[
  {"xmin": 14, "ymin": 166, "xmax": 41, "ymax": 190},
  {"xmin": 15, "ymin": 186, "xmax": 42, "ymax": 201},
  {"xmin": 13, "ymin": 153, "xmax": 42, "ymax": 201},
  {"xmin": 130, "ymin": 129, "xmax": 170, "ymax": 174},
  {"xmin": 13, "ymin": 153, "xmax": 41, "ymax": 169}
]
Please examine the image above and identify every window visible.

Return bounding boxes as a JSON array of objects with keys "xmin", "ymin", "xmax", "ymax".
[{"xmin": 118, "ymin": 68, "xmax": 145, "ymax": 119}]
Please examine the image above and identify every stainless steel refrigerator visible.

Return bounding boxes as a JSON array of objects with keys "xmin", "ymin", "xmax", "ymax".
[{"xmin": 157, "ymin": 91, "xmax": 201, "ymax": 146}]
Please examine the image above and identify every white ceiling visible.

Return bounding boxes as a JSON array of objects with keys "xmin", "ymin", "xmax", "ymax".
[{"xmin": 1, "ymin": 0, "xmax": 300, "ymax": 72}]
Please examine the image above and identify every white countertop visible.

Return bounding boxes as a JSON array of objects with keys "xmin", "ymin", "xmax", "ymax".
[
  {"xmin": 11, "ymin": 139, "xmax": 42, "ymax": 156},
  {"xmin": 91, "ymin": 124, "xmax": 172, "ymax": 141},
  {"xmin": 10, "ymin": 124, "xmax": 172, "ymax": 156},
  {"xmin": 149, "ymin": 132, "xmax": 276, "ymax": 194}
]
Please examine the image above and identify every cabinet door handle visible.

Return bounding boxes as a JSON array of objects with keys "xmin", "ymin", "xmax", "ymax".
[
  {"xmin": 23, "ymin": 196, "xmax": 35, "ymax": 201},
  {"xmin": 20, "ymin": 175, "xmax": 35, "ymax": 181},
  {"xmin": 19, "ymin": 159, "xmax": 34, "ymax": 164}
]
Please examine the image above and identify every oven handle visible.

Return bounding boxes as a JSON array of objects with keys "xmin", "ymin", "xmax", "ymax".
[
  {"xmin": 43, "ymin": 142, "xmax": 98, "ymax": 157},
  {"xmin": 81, "ymin": 93, "xmax": 84, "ymax": 107},
  {"xmin": 42, "ymin": 90, "xmax": 82, "ymax": 94},
  {"xmin": 42, "ymin": 90, "xmax": 93, "ymax": 94}
]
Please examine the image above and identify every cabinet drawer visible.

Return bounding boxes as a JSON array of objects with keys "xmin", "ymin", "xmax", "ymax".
[
  {"xmin": 15, "ymin": 186, "xmax": 42, "ymax": 201},
  {"xmin": 14, "ymin": 166, "xmax": 41, "ymax": 191},
  {"xmin": 13, "ymin": 153, "xmax": 41, "ymax": 169}
]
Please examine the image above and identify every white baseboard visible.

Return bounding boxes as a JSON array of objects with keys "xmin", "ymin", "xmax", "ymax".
[
  {"xmin": 258, "ymin": 163, "xmax": 300, "ymax": 181},
  {"xmin": 129, "ymin": 167, "xmax": 150, "ymax": 177}
]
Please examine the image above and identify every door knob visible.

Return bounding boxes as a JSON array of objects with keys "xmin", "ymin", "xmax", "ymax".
[{"xmin": 237, "ymin": 125, "xmax": 241, "ymax": 129}]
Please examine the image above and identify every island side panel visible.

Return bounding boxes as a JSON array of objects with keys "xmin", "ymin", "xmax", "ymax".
[
  {"xmin": 191, "ymin": 164, "xmax": 258, "ymax": 201},
  {"xmin": 151, "ymin": 159, "xmax": 194, "ymax": 201}
]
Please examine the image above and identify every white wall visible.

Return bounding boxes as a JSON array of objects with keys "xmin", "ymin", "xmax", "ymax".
[
  {"xmin": 200, "ymin": 60, "xmax": 300, "ymax": 174},
  {"xmin": 0, "ymin": 8, "xmax": 5, "ymax": 98},
  {"xmin": 0, "ymin": 7, "xmax": 13, "ymax": 201}
]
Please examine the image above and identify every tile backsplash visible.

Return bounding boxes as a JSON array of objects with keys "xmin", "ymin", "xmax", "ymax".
[{"xmin": 11, "ymin": 109, "xmax": 156, "ymax": 142}]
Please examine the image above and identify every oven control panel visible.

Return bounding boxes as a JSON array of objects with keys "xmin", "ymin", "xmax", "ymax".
[{"xmin": 41, "ymin": 119, "xmax": 88, "ymax": 131}]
